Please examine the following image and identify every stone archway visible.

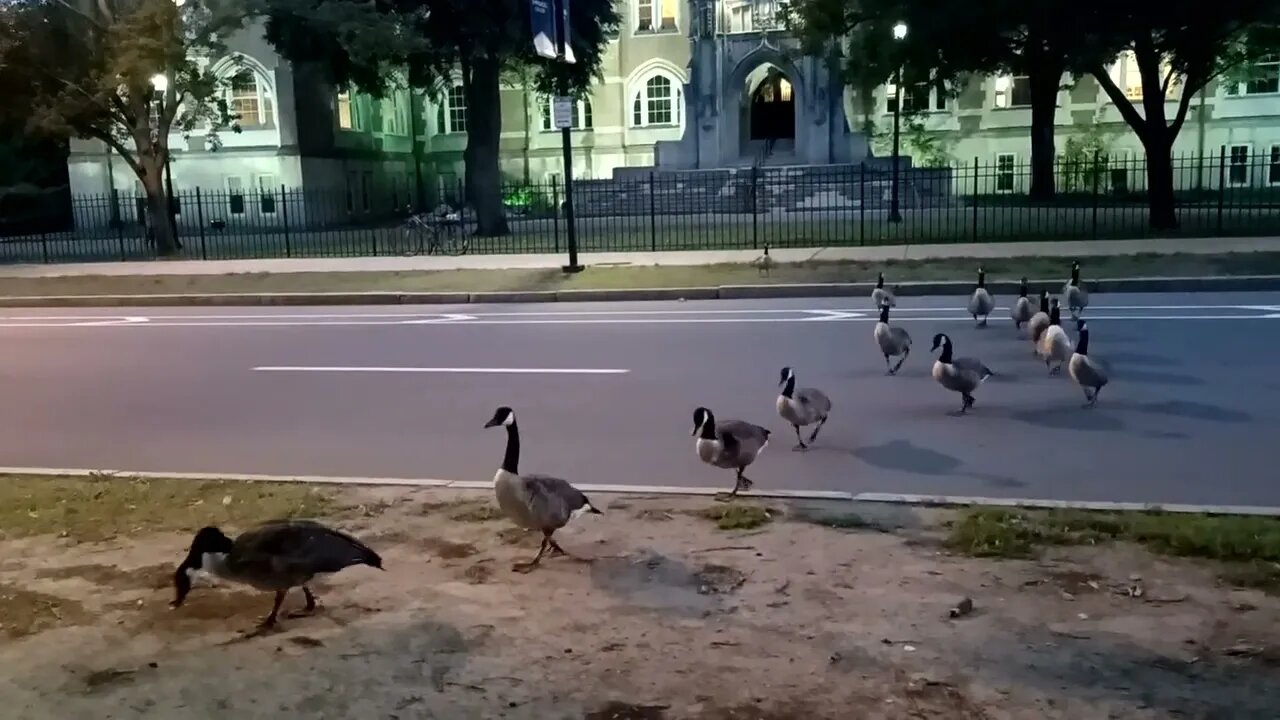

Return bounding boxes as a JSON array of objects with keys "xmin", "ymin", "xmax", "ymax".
[{"xmin": 748, "ymin": 68, "xmax": 795, "ymax": 142}]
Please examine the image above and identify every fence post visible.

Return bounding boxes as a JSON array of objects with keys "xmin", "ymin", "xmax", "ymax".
[
  {"xmin": 1216, "ymin": 149, "xmax": 1226, "ymax": 235},
  {"xmin": 970, "ymin": 158, "xmax": 979, "ymax": 243},
  {"xmin": 40, "ymin": 231, "xmax": 49, "ymax": 264},
  {"xmin": 751, "ymin": 167, "xmax": 759, "ymax": 250},
  {"xmin": 281, "ymin": 184, "xmax": 292, "ymax": 258},
  {"xmin": 552, "ymin": 178, "xmax": 561, "ymax": 254},
  {"xmin": 850, "ymin": 164, "xmax": 864, "ymax": 248},
  {"xmin": 1091, "ymin": 151, "xmax": 1101, "ymax": 240},
  {"xmin": 113, "ymin": 190, "xmax": 127, "ymax": 261},
  {"xmin": 195, "ymin": 188, "xmax": 208, "ymax": 260},
  {"xmin": 649, "ymin": 172, "xmax": 658, "ymax": 252}
]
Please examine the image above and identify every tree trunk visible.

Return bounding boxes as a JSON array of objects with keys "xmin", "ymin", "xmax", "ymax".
[
  {"xmin": 139, "ymin": 155, "xmax": 179, "ymax": 255},
  {"xmin": 1027, "ymin": 64, "xmax": 1061, "ymax": 201},
  {"xmin": 1143, "ymin": 132, "xmax": 1178, "ymax": 230},
  {"xmin": 464, "ymin": 55, "xmax": 509, "ymax": 237}
]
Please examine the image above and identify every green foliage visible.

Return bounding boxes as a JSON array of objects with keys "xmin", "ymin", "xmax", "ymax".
[
  {"xmin": 867, "ymin": 115, "xmax": 958, "ymax": 169},
  {"xmin": 1058, "ymin": 110, "xmax": 1118, "ymax": 193}
]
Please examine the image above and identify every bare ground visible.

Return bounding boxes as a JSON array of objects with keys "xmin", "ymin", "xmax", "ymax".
[{"xmin": 2, "ymin": 487, "xmax": 1279, "ymax": 720}]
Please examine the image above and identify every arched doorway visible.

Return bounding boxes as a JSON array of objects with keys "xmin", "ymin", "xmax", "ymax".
[{"xmin": 749, "ymin": 69, "xmax": 795, "ymax": 142}]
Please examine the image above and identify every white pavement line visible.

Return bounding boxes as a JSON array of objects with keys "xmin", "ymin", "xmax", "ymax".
[
  {"xmin": 252, "ymin": 366, "xmax": 632, "ymax": 375},
  {"xmin": 3, "ymin": 466, "xmax": 1279, "ymax": 515},
  {"xmin": 852, "ymin": 493, "xmax": 1280, "ymax": 517}
]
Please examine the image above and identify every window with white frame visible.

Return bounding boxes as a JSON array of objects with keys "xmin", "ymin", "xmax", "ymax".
[
  {"xmin": 995, "ymin": 153, "xmax": 1017, "ymax": 192},
  {"xmin": 1228, "ymin": 145, "xmax": 1250, "ymax": 186},
  {"xmin": 382, "ymin": 95, "xmax": 408, "ymax": 135},
  {"xmin": 336, "ymin": 90, "xmax": 354, "ymax": 130},
  {"xmin": 993, "ymin": 75, "xmax": 1032, "ymax": 108},
  {"xmin": 226, "ymin": 176, "xmax": 246, "ymax": 215},
  {"xmin": 886, "ymin": 79, "xmax": 946, "ymax": 114},
  {"xmin": 228, "ymin": 70, "xmax": 273, "ymax": 127},
  {"xmin": 1110, "ymin": 52, "xmax": 1181, "ymax": 101},
  {"xmin": 540, "ymin": 96, "xmax": 594, "ymax": 131},
  {"xmin": 256, "ymin": 174, "xmax": 278, "ymax": 214},
  {"xmin": 636, "ymin": 0, "xmax": 677, "ymax": 32},
  {"xmin": 1227, "ymin": 55, "xmax": 1279, "ymax": 96},
  {"xmin": 631, "ymin": 73, "xmax": 682, "ymax": 127},
  {"xmin": 1270, "ymin": 145, "xmax": 1280, "ymax": 186},
  {"xmin": 436, "ymin": 83, "xmax": 467, "ymax": 134}
]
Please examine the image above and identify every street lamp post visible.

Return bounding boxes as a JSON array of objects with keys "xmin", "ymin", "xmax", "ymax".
[
  {"xmin": 889, "ymin": 21, "xmax": 907, "ymax": 224},
  {"xmin": 150, "ymin": 73, "xmax": 178, "ymax": 250}
]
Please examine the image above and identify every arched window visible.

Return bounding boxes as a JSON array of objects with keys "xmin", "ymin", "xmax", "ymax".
[
  {"xmin": 540, "ymin": 96, "xmax": 593, "ymax": 131},
  {"xmin": 435, "ymin": 83, "xmax": 467, "ymax": 134},
  {"xmin": 227, "ymin": 69, "xmax": 274, "ymax": 127},
  {"xmin": 631, "ymin": 73, "xmax": 683, "ymax": 127}
]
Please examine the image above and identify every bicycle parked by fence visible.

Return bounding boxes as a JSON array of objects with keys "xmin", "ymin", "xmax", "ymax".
[{"xmin": 401, "ymin": 204, "xmax": 471, "ymax": 256}]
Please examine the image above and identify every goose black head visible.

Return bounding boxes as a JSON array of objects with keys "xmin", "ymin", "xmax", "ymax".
[
  {"xmin": 171, "ymin": 526, "xmax": 233, "ymax": 609},
  {"xmin": 1039, "ymin": 291, "xmax": 1050, "ymax": 311},
  {"xmin": 930, "ymin": 333, "xmax": 950, "ymax": 352},
  {"xmin": 977, "ymin": 267, "xmax": 986, "ymax": 287},
  {"xmin": 876, "ymin": 272, "xmax": 885, "ymax": 288},
  {"xmin": 1077, "ymin": 321, "xmax": 1090, "ymax": 354},
  {"xmin": 1076, "ymin": 318, "xmax": 1086, "ymax": 332},
  {"xmin": 484, "ymin": 406, "xmax": 515, "ymax": 429},
  {"xmin": 1019, "ymin": 277, "xmax": 1028, "ymax": 297},
  {"xmin": 778, "ymin": 366, "xmax": 794, "ymax": 386},
  {"xmin": 1070, "ymin": 261, "xmax": 1081, "ymax": 284},
  {"xmin": 879, "ymin": 303, "xmax": 890, "ymax": 323},
  {"xmin": 692, "ymin": 407, "xmax": 715, "ymax": 436}
]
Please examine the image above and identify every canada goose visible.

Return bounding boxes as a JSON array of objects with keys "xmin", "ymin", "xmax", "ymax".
[
  {"xmin": 871, "ymin": 272, "xmax": 896, "ymax": 309},
  {"xmin": 1027, "ymin": 291, "xmax": 1051, "ymax": 350},
  {"xmin": 1010, "ymin": 277, "xmax": 1034, "ymax": 331},
  {"xmin": 1063, "ymin": 261, "xmax": 1089, "ymax": 319},
  {"xmin": 484, "ymin": 406, "xmax": 602, "ymax": 572},
  {"xmin": 967, "ymin": 267, "xmax": 994, "ymax": 327},
  {"xmin": 1037, "ymin": 300, "xmax": 1073, "ymax": 375},
  {"xmin": 930, "ymin": 333, "xmax": 993, "ymax": 414},
  {"xmin": 776, "ymin": 366, "xmax": 833, "ymax": 450},
  {"xmin": 873, "ymin": 303, "xmax": 911, "ymax": 374},
  {"xmin": 692, "ymin": 407, "xmax": 771, "ymax": 496},
  {"xmin": 171, "ymin": 520, "xmax": 383, "ymax": 629},
  {"xmin": 751, "ymin": 243, "xmax": 774, "ymax": 276},
  {"xmin": 1068, "ymin": 320, "xmax": 1109, "ymax": 407}
]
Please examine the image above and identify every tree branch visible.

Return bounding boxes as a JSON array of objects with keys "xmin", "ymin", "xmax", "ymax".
[
  {"xmin": 1090, "ymin": 63, "xmax": 1148, "ymax": 133},
  {"xmin": 86, "ymin": 126, "xmax": 142, "ymax": 178}
]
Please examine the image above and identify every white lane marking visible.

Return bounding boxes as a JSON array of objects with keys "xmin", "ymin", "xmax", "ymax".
[
  {"xmin": 0, "ymin": 315, "xmax": 150, "ymax": 327},
  {"xmin": 2, "ymin": 466, "xmax": 1277, "ymax": 516},
  {"xmin": 804, "ymin": 310, "xmax": 867, "ymax": 320},
  {"xmin": 253, "ymin": 366, "xmax": 631, "ymax": 375},
  {"xmin": 400, "ymin": 314, "xmax": 477, "ymax": 324}
]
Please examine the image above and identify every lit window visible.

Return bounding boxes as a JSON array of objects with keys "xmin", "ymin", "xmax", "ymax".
[
  {"xmin": 540, "ymin": 96, "xmax": 594, "ymax": 131},
  {"xmin": 995, "ymin": 153, "xmax": 1016, "ymax": 192},
  {"xmin": 436, "ymin": 83, "xmax": 467, "ymax": 134},
  {"xmin": 1229, "ymin": 145, "xmax": 1250, "ymax": 186},
  {"xmin": 636, "ymin": 0, "xmax": 676, "ymax": 32},
  {"xmin": 632, "ymin": 74, "xmax": 682, "ymax": 126},
  {"xmin": 1111, "ymin": 52, "xmax": 1181, "ymax": 102},
  {"xmin": 993, "ymin": 75, "xmax": 1032, "ymax": 108},
  {"xmin": 337, "ymin": 91, "xmax": 354, "ymax": 130},
  {"xmin": 228, "ymin": 70, "xmax": 272, "ymax": 127},
  {"xmin": 887, "ymin": 79, "xmax": 945, "ymax": 114}
]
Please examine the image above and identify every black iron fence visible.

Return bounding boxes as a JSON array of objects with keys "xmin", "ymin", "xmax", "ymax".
[{"xmin": 2, "ymin": 151, "xmax": 1278, "ymax": 264}]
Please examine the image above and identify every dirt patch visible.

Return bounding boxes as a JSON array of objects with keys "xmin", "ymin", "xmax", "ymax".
[
  {"xmin": 0, "ymin": 584, "xmax": 89, "ymax": 639},
  {"xmin": 3, "ymin": 486, "xmax": 1280, "ymax": 719}
]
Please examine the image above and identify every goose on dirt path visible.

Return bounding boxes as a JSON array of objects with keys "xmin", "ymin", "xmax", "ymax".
[
  {"xmin": 171, "ymin": 520, "xmax": 383, "ymax": 629},
  {"xmin": 1037, "ymin": 300, "xmax": 1073, "ymax": 375},
  {"xmin": 1068, "ymin": 320, "xmax": 1109, "ymax": 408},
  {"xmin": 931, "ymin": 333, "xmax": 994, "ymax": 415},
  {"xmin": 967, "ymin": 267, "xmax": 994, "ymax": 327},
  {"xmin": 485, "ymin": 406, "xmax": 603, "ymax": 572},
  {"xmin": 1063, "ymin": 261, "xmax": 1089, "ymax": 319},
  {"xmin": 1010, "ymin": 278, "xmax": 1034, "ymax": 331},
  {"xmin": 692, "ymin": 407, "xmax": 771, "ymax": 497},
  {"xmin": 873, "ymin": 303, "xmax": 911, "ymax": 375},
  {"xmin": 871, "ymin": 272, "xmax": 896, "ymax": 309},
  {"xmin": 776, "ymin": 366, "xmax": 833, "ymax": 450}
]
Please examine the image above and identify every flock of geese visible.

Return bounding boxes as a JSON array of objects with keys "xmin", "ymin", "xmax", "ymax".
[{"xmin": 169, "ymin": 261, "xmax": 1110, "ymax": 629}]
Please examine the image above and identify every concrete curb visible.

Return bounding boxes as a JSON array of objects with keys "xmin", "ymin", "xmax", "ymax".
[{"xmin": 2, "ymin": 274, "xmax": 1279, "ymax": 307}]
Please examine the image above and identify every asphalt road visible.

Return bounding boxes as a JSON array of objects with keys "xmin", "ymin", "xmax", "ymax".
[{"xmin": 2, "ymin": 292, "xmax": 1279, "ymax": 507}]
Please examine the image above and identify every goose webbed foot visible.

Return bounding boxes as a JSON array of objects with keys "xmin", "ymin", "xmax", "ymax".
[
  {"xmin": 247, "ymin": 590, "xmax": 288, "ymax": 633},
  {"xmin": 513, "ymin": 536, "xmax": 552, "ymax": 573},
  {"xmin": 807, "ymin": 418, "xmax": 827, "ymax": 444},
  {"xmin": 791, "ymin": 425, "xmax": 808, "ymax": 451},
  {"xmin": 286, "ymin": 586, "xmax": 319, "ymax": 618}
]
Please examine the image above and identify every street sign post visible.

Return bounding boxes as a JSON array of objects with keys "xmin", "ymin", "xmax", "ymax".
[
  {"xmin": 552, "ymin": 97, "xmax": 574, "ymax": 130},
  {"xmin": 532, "ymin": 0, "xmax": 582, "ymax": 272}
]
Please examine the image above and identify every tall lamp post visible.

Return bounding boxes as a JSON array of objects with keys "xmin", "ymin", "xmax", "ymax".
[
  {"xmin": 150, "ymin": 72, "xmax": 178, "ymax": 248},
  {"xmin": 889, "ymin": 21, "xmax": 907, "ymax": 224}
]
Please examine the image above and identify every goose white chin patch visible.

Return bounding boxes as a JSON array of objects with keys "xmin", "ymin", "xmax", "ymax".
[{"xmin": 502, "ymin": 413, "xmax": 515, "ymax": 427}]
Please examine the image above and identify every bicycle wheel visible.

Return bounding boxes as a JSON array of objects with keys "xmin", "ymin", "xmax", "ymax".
[{"xmin": 439, "ymin": 223, "xmax": 470, "ymax": 256}]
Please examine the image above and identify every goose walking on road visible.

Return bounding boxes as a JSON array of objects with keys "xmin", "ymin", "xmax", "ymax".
[
  {"xmin": 1063, "ymin": 261, "xmax": 1089, "ymax": 319},
  {"xmin": 930, "ymin": 333, "xmax": 994, "ymax": 415},
  {"xmin": 171, "ymin": 520, "xmax": 383, "ymax": 629},
  {"xmin": 485, "ymin": 407, "xmax": 603, "ymax": 572},
  {"xmin": 873, "ymin": 303, "xmax": 912, "ymax": 375},
  {"xmin": 692, "ymin": 407, "xmax": 771, "ymax": 497},
  {"xmin": 1010, "ymin": 278, "xmax": 1034, "ymax": 332},
  {"xmin": 1027, "ymin": 291, "xmax": 1052, "ymax": 351},
  {"xmin": 967, "ymin": 267, "xmax": 994, "ymax": 327},
  {"xmin": 776, "ymin": 366, "xmax": 833, "ymax": 450},
  {"xmin": 871, "ymin": 272, "xmax": 896, "ymax": 309},
  {"xmin": 1068, "ymin": 320, "xmax": 1110, "ymax": 407},
  {"xmin": 1037, "ymin": 299, "xmax": 1073, "ymax": 375}
]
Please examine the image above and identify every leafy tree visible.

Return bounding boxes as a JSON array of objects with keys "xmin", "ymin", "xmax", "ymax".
[
  {"xmin": 1073, "ymin": 1, "xmax": 1280, "ymax": 229},
  {"xmin": 256, "ymin": 0, "xmax": 619, "ymax": 236},
  {"xmin": 1057, "ymin": 109, "xmax": 1118, "ymax": 194},
  {"xmin": 0, "ymin": 0, "xmax": 245, "ymax": 254}
]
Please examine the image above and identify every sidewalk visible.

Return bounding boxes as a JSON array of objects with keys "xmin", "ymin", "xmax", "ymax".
[{"xmin": 2, "ymin": 235, "xmax": 1277, "ymax": 278}]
